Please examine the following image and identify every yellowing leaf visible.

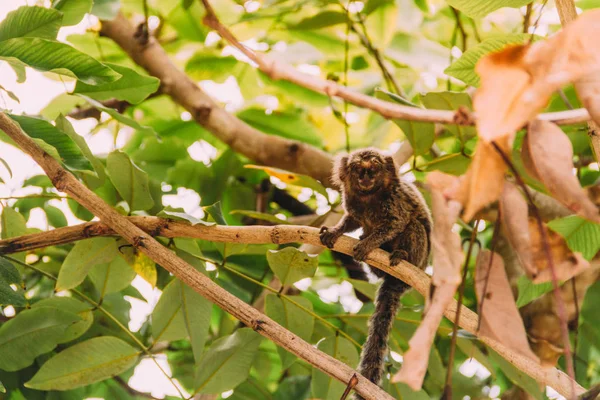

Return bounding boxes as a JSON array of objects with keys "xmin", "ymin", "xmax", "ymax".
[
  {"xmin": 245, "ymin": 165, "xmax": 328, "ymax": 198},
  {"xmin": 131, "ymin": 252, "xmax": 157, "ymax": 287}
]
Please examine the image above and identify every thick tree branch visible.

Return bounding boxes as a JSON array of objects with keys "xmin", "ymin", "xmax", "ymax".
[
  {"xmin": 100, "ymin": 15, "xmax": 334, "ymax": 187},
  {"xmin": 0, "ymin": 113, "xmax": 393, "ymax": 400},
  {"xmin": 0, "ymin": 216, "xmax": 585, "ymax": 397},
  {"xmin": 199, "ymin": 0, "xmax": 591, "ymax": 127}
]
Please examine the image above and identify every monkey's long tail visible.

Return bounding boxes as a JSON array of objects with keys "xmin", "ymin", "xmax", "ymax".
[{"xmin": 354, "ymin": 275, "xmax": 408, "ymax": 400}]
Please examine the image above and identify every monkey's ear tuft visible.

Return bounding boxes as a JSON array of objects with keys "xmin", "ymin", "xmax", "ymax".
[
  {"xmin": 384, "ymin": 156, "xmax": 399, "ymax": 176},
  {"xmin": 332, "ymin": 154, "xmax": 349, "ymax": 187}
]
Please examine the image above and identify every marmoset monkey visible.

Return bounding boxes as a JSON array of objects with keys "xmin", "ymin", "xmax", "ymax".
[{"xmin": 320, "ymin": 148, "xmax": 432, "ymax": 398}]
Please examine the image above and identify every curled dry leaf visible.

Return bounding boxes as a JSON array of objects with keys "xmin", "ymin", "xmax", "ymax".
[
  {"xmin": 522, "ymin": 120, "xmax": 600, "ymax": 223},
  {"xmin": 527, "ymin": 313, "xmax": 563, "ymax": 367},
  {"xmin": 499, "ymin": 182, "xmax": 536, "ymax": 276},
  {"xmin": 455, "ymin": 137, "xmax": 509, "ymax": 222},
  {"xmin": 391, "ymin": 284, "xmax": 457, "ymax": 390},
  {"xmin": 474, "ymin": 9, "xmax": 600, "ymax": 141},
  {"xmin": 528, "ymin": 218, "xmax": 589, "ymax": 283},
  {"xmin": 391, "ymin": 172, "xmax": 463, "ymax": 390},
  {"xmin": 426, "ymin": 171, "xmax": 464, "ymax": 286},
  {"xmin": 475, "ymin": 250, "xmax": 539, "ymax": 362}
]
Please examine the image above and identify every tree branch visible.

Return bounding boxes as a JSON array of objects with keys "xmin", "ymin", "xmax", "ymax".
[
  {"xmin": 99, "ymin": 15, "xmax": 334, "ymax": 187},
  {"xmin": 0, "ymin": 216, "xmax": 585, "ymax": 397},
  {"xmin": 199, "ymin": 0, "xmax": 591, "ymax": 127},
  {"xmin": 0, "ymin": 112, "xmax": 393, "ymax": 400}
]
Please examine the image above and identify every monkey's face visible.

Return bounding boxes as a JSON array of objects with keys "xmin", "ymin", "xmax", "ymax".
[{"xmin": 349, "ymin": 153, "xmax": 385, "ymax": 193}]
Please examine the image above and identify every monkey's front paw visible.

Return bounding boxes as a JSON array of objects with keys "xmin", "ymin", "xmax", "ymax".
[
  {"xmin": 390, "ymin": 249, "xmax": 409, "ymax": 266},
  {"xmin": 353, "ymin": 242, "xmax": 372, "ymax": 262},
  {"xmin": 320, "ymin": 227, "xmax": 340, "ymax": 248}
]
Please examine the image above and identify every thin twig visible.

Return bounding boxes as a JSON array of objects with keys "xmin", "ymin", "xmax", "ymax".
[
  {"xmin": 476, "ymin": 210, "xmax": 501, "ymax": 332},
  {"xmin": 491, "ymin": 141, "xmax": 576, "ymax": 400},
  {"xmin": 343, "ymin": 0, "xmax": 352, "ymax": 153},
  {"xmin": 450, "ymin": 7, "xmax": 467, "ymax": 51},
  {"xmin": 523, "ymin": 2, "xmax": 533, "ymax": 33},
  {"xmin": 114, "ymin": 376, "xmax": 160, "ymax": 400},
  {"xmin": 443, "ymin": 220, "xmax": 480, "ymax": 400}
]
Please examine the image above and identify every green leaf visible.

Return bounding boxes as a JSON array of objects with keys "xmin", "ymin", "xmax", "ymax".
[
  {"xmin": 166, "ymin": 2, "xmax": 208, "ymax": 42},
  {"xmin": 7, "ymin": 114, "xmax": 94, "ymax": 171},
  {"xmin": 0, "ymin": 307, "xmax": 81, "ymax": 371},
  {"xmin": 1, "ymin": 157, "xmax": 18, "ymax": 178},
  {"xmin": 56, "ymin": 237, "xmax": 119, "ymax": 291},
  {"xmin": 44, "ymin": 204, "xmax": 68, "ymax": 228},
  {"xmin": 77, "ymin": 95, "xmax": 157, "ymax": 136},
  {"xmin": 229, "ymin": 210, "xmax": 291, "ymax": 225},
  {"xmin": 445, "ymin": 34, "xmax": 532, "ymax": 87},
  {"xmin": 157, "ymin": 206, "xmax": 215, "ymax": 226},
  {"xmin": 515, "ymin": 276, "xmax": 554, "ymax": 308},
  {"xmin": 489, "ymin": 349, "xmax": 543, "ymax": 399},
  {"xmin": 267, "ymin": 247, "xmax": 318, "ymax": 286},
  {"xmin": 420, "ymin": 91, "xmax": 476, "ymax": 142},
  {"xmin": 52, "ymin": 0, "xmax": 93, "ymax": 26},
  {"xmin": 0, "ymin": 6, "xmax": 62, "ymax": 41},
  {"xmin": 88, "ymin": 256, "xmax": 137, "ymax": 296},
  {"xmin": 289, "ymin": 11, "xmax": 347, "ymax": 30},
  {"xmin": 91, "ymin": 0, "xmax": 121, "ymax": 20},
  {"xmin": 548, "ymin": 215, "xmax": 600, "ymax": 260},
  {"xmin": 245, "ymin": 165, "xmax": 328, "ymax": 198},
  {"xmin": 0, "ymin": 380, "xmax": 4, "ymax": 393},
  {"xmin": 274, "ymin": 376, "xmax": 311, "ymax": 400},
  {"xmin": 238, "ymin": 108, "xmax": 323, "ymax": 147},
  {"xmin": 73, "ymin": 63, "xmax": 160, "ymax": 104},
  {"xmin": 0, "ymin": 85, "xmax": 19, "ymax": 104},
  {"xmin": 0, "ymin": 257, "xmax": 25, "ymax": 307},
  {"xmin": 311, "ymin": 336, "xmax": 359, "ymax": 400},
  {"xmin": 25, "ymin": 337, "xmax": 140, "ymax": 391},
  {"xmin": 130, "ymin": 251, "xmax": 157, "ymax": 287},
  {"xmin": 55, "ymin": 114, "xmax": 106, "ymax": 184},
  {"xmin": 375, "ymin": 88, "xmax": 434, "ymax": 155},
  {"xmin": 181, "ymin": 283, "xmax": 212, "ymax": 362},
  {"xmin": 31, "ymin": 297, "xmax": 93, "ymax": 343},
  {"xmin": 152, "ymin": 279, "xmax": 189, "ymax": 342},
  {"xmin": 194, "ymin": 328, "xmax": 262, "ymax": 394},
  {"xmin": 185, "ymin": 53, "xmax": 238, "ymax": 82},
  {"xmin": 265, "ymin": 294, "xmax": 315, "ymax": 369},
  {"xmin": 1, "ymin": 207, "xmax": 28, "ymax": 262},
  {"xmin": 447, "ymin": 0, "xmax": 532, "ymax": 18},
  {"xmin": 422, "ymin": 153, "xmax": 471, "ymax": 175},
  {"xmin": 107, "ymin": 150, "xmax": 155, "ymax": 211},
  {"xmin": 152, "ymin": 279, "xmax": 212, "ymax": 361},
  {"xmin": 0, "ymin": 38, "xmax": 121, "ymax": 85}
]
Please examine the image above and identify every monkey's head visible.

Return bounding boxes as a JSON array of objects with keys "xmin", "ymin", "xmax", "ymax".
[{"xmin": 332, "ymin": 148, "xmax": 397, "ymax": 194}]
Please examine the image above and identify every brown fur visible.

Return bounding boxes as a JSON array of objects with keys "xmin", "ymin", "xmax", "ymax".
[{"xmin": 320, "ymin": 148, "xmax": 432, "ymax": 398}]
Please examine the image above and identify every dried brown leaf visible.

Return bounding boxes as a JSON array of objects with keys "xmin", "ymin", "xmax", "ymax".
[
  {"xmin": 523, "ymin": 120, "xmax": 600, "ymax": 222},
  {"xmin": 391, "ymin": 283, "xmax": 458, "ymax": 389},
  {"xmin": 499, "ymin": 182, "xmax": 535, "ymax": 276},
  {"xmin": 475, "ymin": 250, "xmax": 539, "ymax": 362},
  {"xmin": 528, "ymin": 218, "xmax": 590, "ymax": 283},
  {"xmin": 575, "ymin": 73, "xmax": 600, "ymax": 125},
  {"xmin": 426, "ymin": 172, "xmax": 464, "ymax": 286},
  {"xmin": 391, "ymin": 172, "xmax": 464, "ymax": 389},
  {"xmin": 474, "ymin": 9, "xmax": 600, "ymax": 141},
  {"xmin": 455, "ymin": 138, "xmax": 509, "ymax": 222},
  {"xmin": 474, "ymin": 45, "xmax": 534, "ymax": 142}
]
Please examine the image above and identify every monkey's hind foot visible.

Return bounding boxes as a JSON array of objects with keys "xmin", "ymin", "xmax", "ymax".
[
  {"xmin": 390, "ymin": 249, "xmax": 409, "ymax": 266},
  {"xmin": 319, "ymin": 226, "xmax": 340, "ymax": 248}
]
